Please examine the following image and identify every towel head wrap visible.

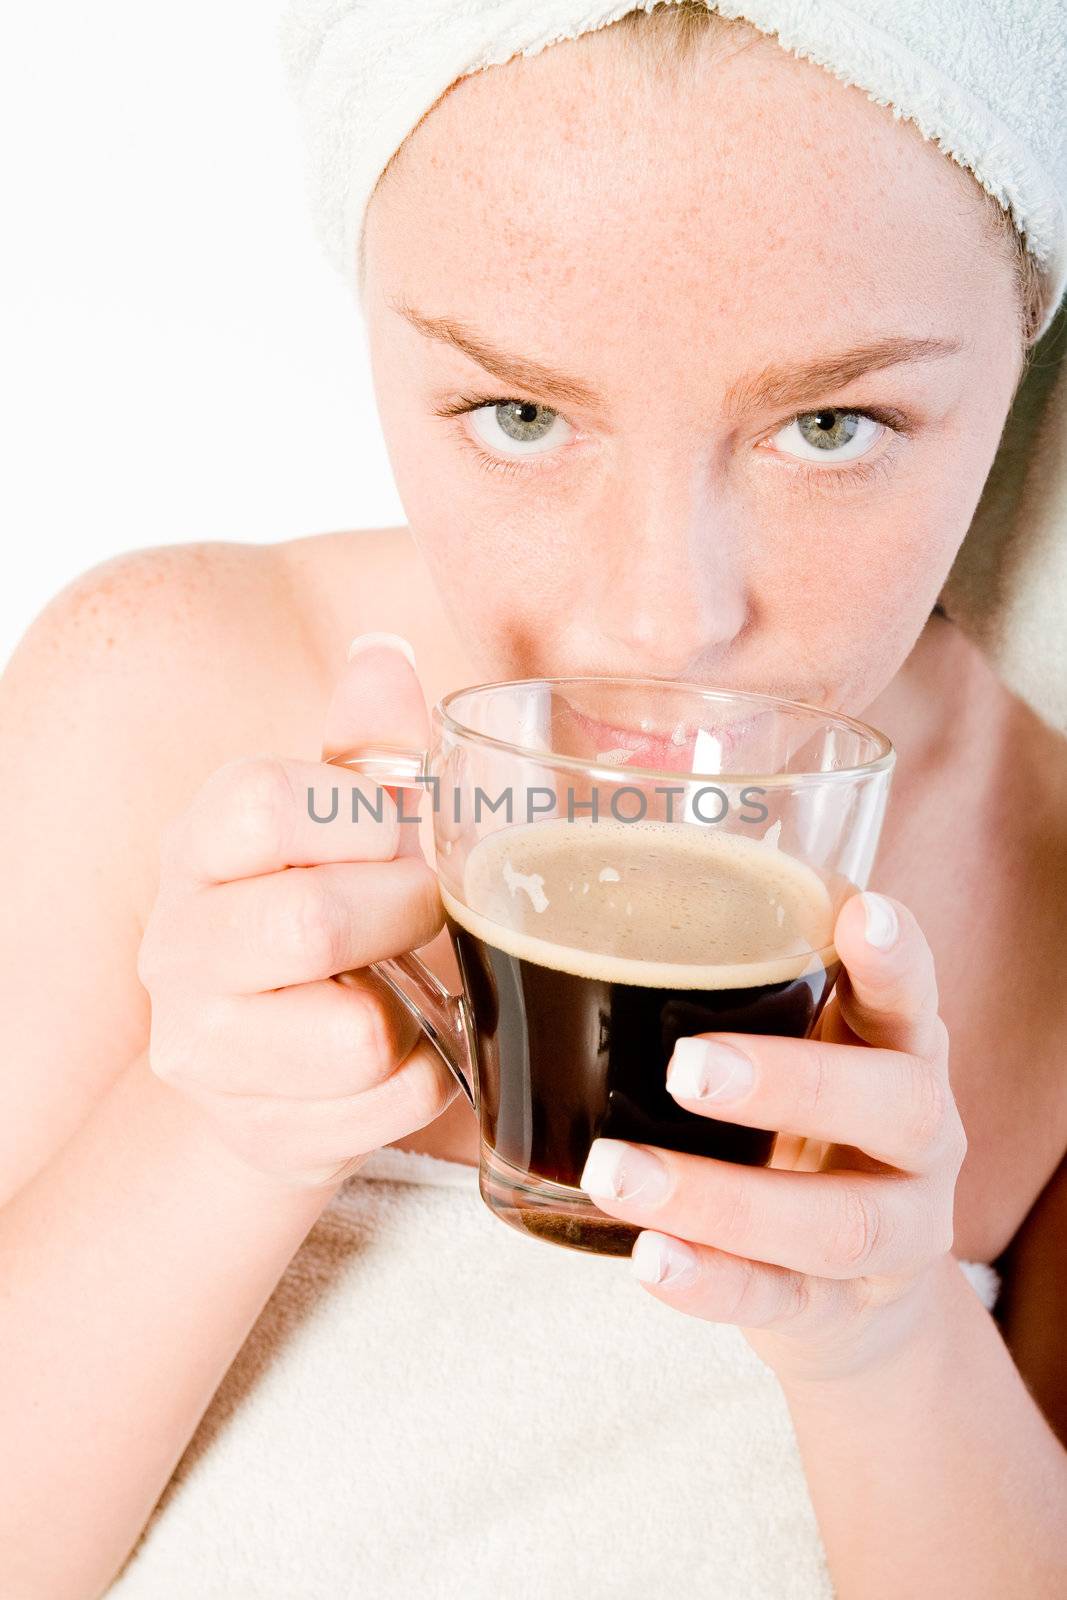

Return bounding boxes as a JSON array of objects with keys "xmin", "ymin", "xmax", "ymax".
[{"xmin": 280, "ymin": 0, "xmax": 1067, "ymax": 732}]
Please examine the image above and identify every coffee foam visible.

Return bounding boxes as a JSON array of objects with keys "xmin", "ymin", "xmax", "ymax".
[{"xmin": 441, "ymin": 817, "xmax": 839, "ymax": 991}]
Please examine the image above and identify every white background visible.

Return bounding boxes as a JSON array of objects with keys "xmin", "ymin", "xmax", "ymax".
[{"xmin": 0, "ymin": 0, "xmax": 404, "ymax": 670}]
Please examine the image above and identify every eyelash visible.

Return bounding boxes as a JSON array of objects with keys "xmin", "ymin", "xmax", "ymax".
[{"xmin": 432, "ymin": 392, "xmax": 913, "ymax": 486}]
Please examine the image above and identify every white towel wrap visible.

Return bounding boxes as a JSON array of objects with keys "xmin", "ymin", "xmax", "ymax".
[
  {"xmin": 280, "ymin": 1, "xmax": 1067, "ymax": 734},
  {"xmin": 279, "ymin": 0, "xmax": 1067, "ymax": 334},
  {"xmin": 105, "ymin": 1145, "xmax": 1000, "ymax": 1599}
]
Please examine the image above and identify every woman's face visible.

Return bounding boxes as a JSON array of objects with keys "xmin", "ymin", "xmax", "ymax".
[{"xmin": 362, "ymin": 23, "xmax": 1024, "ymax": 715}]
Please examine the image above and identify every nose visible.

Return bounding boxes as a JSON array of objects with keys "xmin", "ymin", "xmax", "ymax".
[{"xmin": 576, "ymin": 463, "xmax": 748, "ymax": 679}]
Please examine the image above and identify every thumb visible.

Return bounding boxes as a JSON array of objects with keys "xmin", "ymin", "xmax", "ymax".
[
  {"xmin": 321, "ymin": 632, "xmax": 431, "ymax": 859},
  {"xmin": 823, "ymin": 890, "xmax": 943, "ymax": 1061}
]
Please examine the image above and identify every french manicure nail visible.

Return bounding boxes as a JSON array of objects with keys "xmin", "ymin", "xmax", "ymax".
[
  {"xmin": 631, "ymin": 1232, "xmax": 700, "ymax": 1287},
  {"xmin": 666, "ymin": 1037, "xmax": 754, "ymax": 1102},
  {"xmin": 346, "ymin": 631, "xmax": 417, "ymax": 668},
  {"xmin": 860, "ymin": 891, "xmax": 898, "ymax": 950},
  {"xmin": 579, "ymin": 1140, "xmax": 671, "ymax": 1204}
]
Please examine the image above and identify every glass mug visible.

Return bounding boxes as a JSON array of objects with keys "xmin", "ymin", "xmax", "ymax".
[{"xmin": 327, "ymin": 677, "xmax": 895, "ymax": 1258}]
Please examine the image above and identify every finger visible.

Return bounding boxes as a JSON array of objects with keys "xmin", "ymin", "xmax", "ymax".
[
  {"xmin": 322, "ymin": 635, "xmax": 431, "ymax": 863},
  {"xmin": 161, "ymin": 753, "xmax": 402, "ymax": 887},
  {"xmin": 578, "ymin": 1140, "xmax": 944, "ymax": 1278},
  {"xmin": 629, "ymin": 1234, "xmax": 853, "ymax": 1334},
  {"xmin": 321, "ymin": 633, "xmax": 428, "ymax": 763},
  {"xmin": 155, "ymin": 856, "xmax": 444, "ymax": 994},
  {"xmin": 179, "ymin": 1035, "xmax": 464, "ymax": 1181},
  {"xmin": 665, "ymin": 1029, "xmax": 960, "ymax": 1173},
  {"xmin": 827, "ymin": 891, "xmax": 943, "ymax": 1061},
  {"xmin": 155, "ymin": 969, "xmax": 423, "ymax": 1098}
]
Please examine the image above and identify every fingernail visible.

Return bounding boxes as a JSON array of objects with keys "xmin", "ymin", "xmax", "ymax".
[
  {"xmin": 346, "ymin": 631, "xmax": 417, "ymax": 668},
  {"xmin": 579, "ymin": 1140, "xmax": 671, "ymax": 1204},
  {"xmin": 631, "ymin": 1232, "xmax": 700, "ymax": 1287},
  {"xmin": 666, "ymin": 1037, "xmax": 753, "ymax": 1102},
  {"xmin": 860, "ymin": 891, "xmax": 898, "ymax": 950}
]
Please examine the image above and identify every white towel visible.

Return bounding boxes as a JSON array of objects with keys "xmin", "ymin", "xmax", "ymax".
[
  {"xmin": 941, "ymin": 299, "xmax": 1067, "ymax": 733},
  {"xmin": 105, "ymin": 1146, "xmax": 1000, "ymax": 1599},
  {"xmin": 280, "ymin": 0, "xmax": 1067, "ymax": 734},
  {"xmin": 279, "ymin": 1, "xmax": 1067, "ymax": 328}
]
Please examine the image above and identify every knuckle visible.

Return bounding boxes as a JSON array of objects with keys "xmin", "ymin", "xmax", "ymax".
[
  {"xmin": 147, "ymin": 1011, "xmax": 212, "ymax": 1088},
  {"xmin": 413, "ymin": 861, "xmax": 446, "ymax": 941},
  {"xmin": 136, "ymin": 924, "xmax": 162, "ymax": 990},
  {"xmin": 932, "ymin": 1204, "xmax": 957, "ymax": 1259},
  {"xmin": 796, "ymin": 1042, "xmax": 833, "ymax": 1126},
  {"xmin": 146, "ymin": 1012, "xmax": 191, "ymax": 1087},
  {"xmin": 702, "ymin": 1168, "xmax": 754, "ymax": 1252},
  {"xmin": 831, "ymin": 1185, "xmax": 881, "ymax": 1271},
  {"xmin": 951, "ymin": 1112, "xmax": 969, "ymax": 1167},
  {"xmin": 346, "ymin": 990, "xmax": 406, "ymax": 1084},
  {"xmin": 146, "ymin": 995, "xmax": 232, "ymax": 1089},
  {"xmin": 383, "ymin": 858, "xmax": 445, "ymax": 952},
  {"xmin": 928, "ymin": 1011, "xmax": 951, "ymax": 1062},
  {"xmin": 908, "ymin": 1062, "xmax": 952, "ymax": 1155},
  {"xmin": 278, "ymin": 874, "xmax": 345, "ymax": 976},
  {"xmin": 223, "ymin": 755, "xmax": 295, "ymax": 865},
  {"xmin": 913, "ymin": 1184, "xmax": 957, "ymax": 1265},
  {"xmin": 148, "ymin": 1048, "xmax": 180, "ymax": 1090},
  {"xmin": 719, "ymin": 1252, "xmax": 760, "ymax": 1323},
  {"xmin": 778, "ymin": 1270, "xmax": 812, "ymax": 1328},
  {"xmin": 349, "ymin": 778, "xmax": 400, "ymax": 856},
  {"xmin": 247, "ymin": 1095, "xmax": 287, "ymax": 1135},
  {"xmin": 136, "ymin": 902, "xmax": 178, "ymax": 991},
  {"xmin": 405, "ymin": 1050, "xmax": 457, "ymax": 1125}
]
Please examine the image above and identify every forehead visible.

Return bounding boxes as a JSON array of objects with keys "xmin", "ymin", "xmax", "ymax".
[{"xmin": 365, "ymin": 25, "xmax": 1001, "ymax": 359}]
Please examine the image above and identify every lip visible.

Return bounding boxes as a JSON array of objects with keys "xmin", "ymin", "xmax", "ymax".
[
  {"xmin": 436, "ymin": 675, "xmax": 895, "ymax": 787},
  {"xmin": 566, "ymin": 703, "xmax": 756, "ymax": 775}
]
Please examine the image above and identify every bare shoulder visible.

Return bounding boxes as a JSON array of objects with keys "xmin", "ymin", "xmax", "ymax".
[
  {"xmin": 7, "ymin": 538, "xmax": 300, "ymax": 722},
  {"xmin": 0, "ymin": 522, "xmax": 431, "ymax": 950},
  {"xmin": 3, "ymin": 527, "xmax": 415, "ymax": 784},
  {"xmin": 0, "ymin": 529, "xmax": 405, "ymax": 1196}
]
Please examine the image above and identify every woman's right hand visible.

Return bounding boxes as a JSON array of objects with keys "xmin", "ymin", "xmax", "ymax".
[{"xmin": 136, "ymin": 637, "xmax": 459, "ymax": 1189}]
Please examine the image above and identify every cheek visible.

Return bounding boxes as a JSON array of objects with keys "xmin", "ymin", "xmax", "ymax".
[
  {"xmin": 382, "ymin": 421, "xmax": 584, "ymax": 669},
  {"xmin": 738, "ymin": 461, "xmax": 975, "ymax": 704},
  {"xmin": 381, "ymin": 412, "xmax": 584, "ymax": 600},
  {"xmin": 763, "ymin": 410, "xmax": 995, "ymax": 599}
]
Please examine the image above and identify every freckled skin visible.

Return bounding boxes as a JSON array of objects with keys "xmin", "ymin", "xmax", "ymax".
[
  {"xmin": 361, "ymin": 21, "xmax": 1023, "ymax": 716},
  {"xmin": 346, "ymin": 24, "xmax": 1067, "ymax": 1236},
  {"xmin": 3, "ymin": 28, "xmax": 1066, "ymax": 1589}
]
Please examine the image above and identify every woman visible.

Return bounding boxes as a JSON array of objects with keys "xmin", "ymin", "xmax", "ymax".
[{"xmin": 1, "ymin": 2, "xmax": 1065, "ymax": 1595}]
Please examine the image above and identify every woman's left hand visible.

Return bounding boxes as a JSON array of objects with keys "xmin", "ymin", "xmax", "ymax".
[{"xmin": 578, "ymin": 890, "xmax": 969, "ymax": 1387}]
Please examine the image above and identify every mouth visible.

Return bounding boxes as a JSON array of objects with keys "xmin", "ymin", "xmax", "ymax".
[{"xmin": 564, "ymin": 703, "xmax": 760, "ymax": 775}]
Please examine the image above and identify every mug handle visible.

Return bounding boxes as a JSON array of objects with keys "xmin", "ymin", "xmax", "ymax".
[{"xmin": 326, "ymin": 744, "xmax": 478, "ymax": 1110}]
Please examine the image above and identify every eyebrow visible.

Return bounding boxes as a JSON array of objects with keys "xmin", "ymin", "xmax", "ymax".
[
  {"xmin": 390, "ymin": 297, "xmax": 601, "ymax": 407},
  {"xmin": 389, "ymin": 296, "xmax": 962, "ymax": 414},
  {"xmin": 722, "ymin": 335, "xmax": 964, "ymax": 416}
]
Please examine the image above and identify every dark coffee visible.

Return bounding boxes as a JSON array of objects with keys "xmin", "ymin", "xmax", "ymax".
[{"xmin": 442, "ymin": 817, "xmax": 842, "ymax": 1253}]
